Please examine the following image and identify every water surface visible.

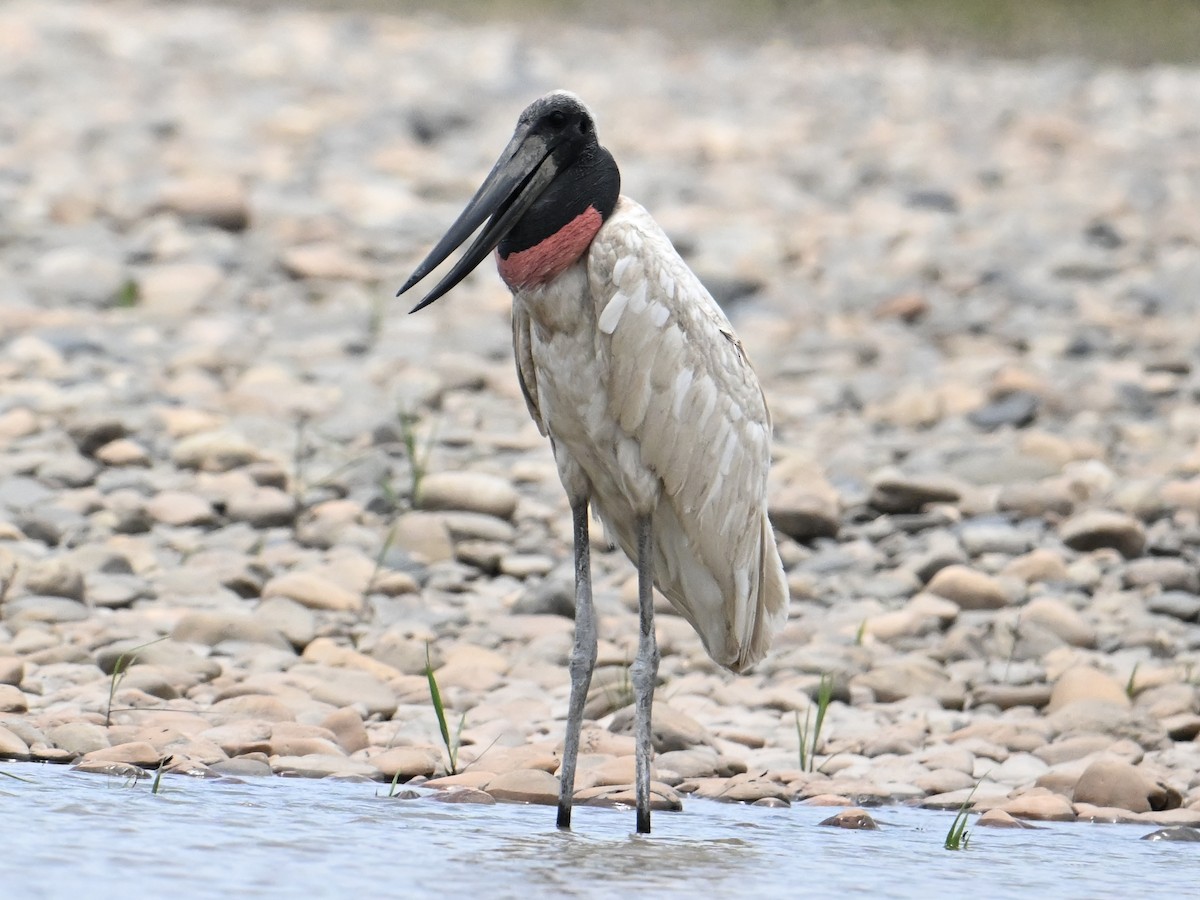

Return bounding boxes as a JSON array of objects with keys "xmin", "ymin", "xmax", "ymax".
[{"xmin": 2, "ymin": 763, "xmax": 1193, "ymax": 899}]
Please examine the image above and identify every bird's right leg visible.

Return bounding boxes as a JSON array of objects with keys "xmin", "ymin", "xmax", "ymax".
[{"xmin": 557, "ymin": 497, "xmax": 596, "ymax": 830}]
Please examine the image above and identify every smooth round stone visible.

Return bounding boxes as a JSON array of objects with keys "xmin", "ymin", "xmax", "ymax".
[
  {"xmin": 417, "ymin": 472, "xmax": 520, "ymax": 520},
  {"xmin": 1059, "ymin": 510, "xmax": 1146, "ymax": 559}
]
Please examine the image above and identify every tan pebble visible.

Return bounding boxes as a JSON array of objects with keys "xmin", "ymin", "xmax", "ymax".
[
  {"xmin": 302, "ymin": 638, "xmax": 402, "ymax": 681},
  {"xmin": 1140, "ymin": 808, "xmax": 1200, "ymax": 827},
  {"xmin": 170, "ymin": 431, "xmax": 261, "ymax": 472},
  {"xmin": 578, "ymin": 727, "xmax": 636, "ymax": 757},
  {"xmin": 79, "ymin": 741, "xmax": 163, "ymax": 768},
  {"xmin": 1023, "ymin": 597, "xmax": 1096, "ymax": 647},
  {"xmin": 391, "ymin": 512, "xmax": 454, "ymax": 563},
  {"xmin": 473, "ymin": 745, "xmax": 559, "ymax": 775},
  {"xmin": 1072, "ymin": 756, "xmax": 1178, "ymax": 814},
  {"xmin": 269, "ymin": 754, "xmax": 380, "ymax": 779},
  {"xmin": 372, "ymin": 570, "xmax": 420, "ymax": 595},
  {"xmin": 977, "ymin": 809, "xmax": 1039, "ymax": 829},
  {"xmin": 0, "ymin": 725, "xmax": 31, "ymax": 759},
  {"xmin": 999, "ymin": 791, "xmax": 1077, "ymax": 822},
  {"xmin": 211, "ymin": 695, "xmax": 298, "ymax": 724},
  {"xmin": 320, "ymin": 707, "xmax": 369, "ymax": 754},
  {"xmin": 1047, "ymin": 666, "xmax": 1130, "ymax": 712},
  {"xmin": 818, "ymin": 808, "xmax": 879, "ymax": 830},
  {"xmin": 262, "ymin": 571, "xmax": 362, "ymax": 612},
  {"xmin": 926, "ymin": 565, "xmax": 1010, "ymax": 610},
  {"xmin": 719, "ymin": 780, "xmax": 790, "ymax": 803},
  {"xmin": 200, "ymin": 721, "xmax": 273, "ymax": 756},
  {"xmin": 1072, "ymin": 802, "xmax": 1146, "ymax": 824},
  {"xmin": 145, "ymin": 491, "xmax": 217, "ymax": 527},
  {"xmin": 424, "ymin": 770, "xmax": 496, "ymax": 790},
  {"xmin": 370, "ymin": 747, "xmax": 441, "ymax": 780},
  {"xmin": 485, "ymin": 768, "xmax": 561, "ymax": 805},
  {"xmin": 281, "ymin": 242, "xmax": 372, "ymax": 281},
  {"xmin": 1002, "ymin": 549, "xmax": 1069, "ymax": 583},
  {"xmin": 431, "ymin": 662, "xmax": 503, "ymax": 693},
  {"xmin": 94, "ymin": 438, "xmax": 150, "ymax": 467},
  {"xmin": 574, "ymin": 754, "xmax": 636, "ymax": 789},
  {"xmin": 800, "ymin": 794, "xmax": 855, "ymax": 806},
  {"xmin": 609, "ymin": 703, "xmax": 712, "ymax": 752},
  {"xmin": 417, "ymin": 472, "xmax": 519, "ymax": 520},
  {"xmin": 0, "ymin": 684, "xmax": 29, "ymax": 713},
  {"xmin": 575, "ymin": 781, "xmax": 682, "ymax": 811}
]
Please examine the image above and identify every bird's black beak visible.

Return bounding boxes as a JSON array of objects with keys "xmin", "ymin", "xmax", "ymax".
[{"xmin": 398, "ymin": 124, "xmax": 560, "ymax": 313}]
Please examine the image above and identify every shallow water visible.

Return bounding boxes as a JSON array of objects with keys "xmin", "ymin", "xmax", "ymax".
[{"xmin": 1, "ymin": 763, "xmax": 1192, "ymax": 899}]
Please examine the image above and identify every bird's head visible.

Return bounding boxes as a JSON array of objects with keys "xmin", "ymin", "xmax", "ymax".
[{"xmin": 399, "ymin": 91, "xmax": 620, "ymax": 311}]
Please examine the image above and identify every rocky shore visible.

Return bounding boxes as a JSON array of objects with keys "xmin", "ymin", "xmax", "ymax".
[{"xmin": 2, "ymin": 1, "xmax": 1200, "ymax": 830}]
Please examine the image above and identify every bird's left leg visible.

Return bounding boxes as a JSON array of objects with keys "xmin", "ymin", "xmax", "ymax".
[{"xmin": 631, "ymin": 512, "xmax": 659, "ymax": 834}]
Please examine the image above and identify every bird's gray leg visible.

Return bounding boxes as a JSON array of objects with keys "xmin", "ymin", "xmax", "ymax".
[
  {"xmin": 631, "ymin": 513, "xmax": 658, "ymax": 834},
  {"xmin": 557, "ymin": 498, "xmax": 596, "ymax": 831}
]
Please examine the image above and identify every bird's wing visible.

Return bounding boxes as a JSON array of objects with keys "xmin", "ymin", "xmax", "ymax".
[
  {"xmin": 512, "ymin": 301, "xmax": 547, "ymax": 436},
  {"xmin": 588, "ymin": 197, "xmax": 781, "ymax": 665}
]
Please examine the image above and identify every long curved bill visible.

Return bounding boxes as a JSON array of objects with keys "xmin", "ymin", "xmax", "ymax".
[{"xmin": 398, "ymin": 125, "xmax": 559, "ymax": 313}]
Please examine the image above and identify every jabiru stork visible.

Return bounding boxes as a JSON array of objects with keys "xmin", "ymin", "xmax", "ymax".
[{"xmin": 399, "ymin": 90, "xmax": 788, "ymax": 834}]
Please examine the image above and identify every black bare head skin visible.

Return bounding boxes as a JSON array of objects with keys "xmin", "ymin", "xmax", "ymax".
[{"xmin": 498, "ymin": 92, "xmax": 621, "ymax": 257}]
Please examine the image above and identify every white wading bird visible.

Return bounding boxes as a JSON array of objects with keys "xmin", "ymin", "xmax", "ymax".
[{"xmin": 399, "ymin": 91, "xmax": 788, "ymax": 834}]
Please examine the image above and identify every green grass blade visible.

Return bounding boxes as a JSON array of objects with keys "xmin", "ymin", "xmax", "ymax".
[{"xmin": 424, "ymin": 644, "xmax": 456, "ymax": 774}]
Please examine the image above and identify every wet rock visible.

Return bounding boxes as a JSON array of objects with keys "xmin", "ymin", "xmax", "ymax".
[
  {"xmin": 1142, "ymin": 827, "xmax": 1200, "ymax": 842},
  {"xmin": 484, "ymin": 768, "xmax": 560, "ymax": 805},
  {"xmin": 818, "ymin": 808, "xmax": 879, "ymax": 829}
]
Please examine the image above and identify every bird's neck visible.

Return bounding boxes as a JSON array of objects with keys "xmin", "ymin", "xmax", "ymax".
[{"xmin": 497, "ymin": 146, "xmax": 619, "ymax": 291}]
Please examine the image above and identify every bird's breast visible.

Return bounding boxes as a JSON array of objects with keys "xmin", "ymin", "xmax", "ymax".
[{"xmin": 496, "ymin": 205, "xmax": 604, "ymax": 291}]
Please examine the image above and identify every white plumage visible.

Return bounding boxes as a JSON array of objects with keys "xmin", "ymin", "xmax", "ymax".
[{"xmin": 512, "ymin": 196, "xmax": 788, "ymax": 671}]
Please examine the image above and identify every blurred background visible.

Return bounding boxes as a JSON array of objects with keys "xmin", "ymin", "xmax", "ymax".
[{"xmin": 224, "ymin": 0, "xmax": 1200, "ymax": 65}]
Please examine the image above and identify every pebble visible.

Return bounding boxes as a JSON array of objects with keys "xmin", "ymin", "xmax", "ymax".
[
  {"xmin": 417, "ymin": 472, "xmax": 520, "ymax": 520},
  {"xmin": 1059, "ymin": 510, "xmax": 1147, "ymax": 559}
]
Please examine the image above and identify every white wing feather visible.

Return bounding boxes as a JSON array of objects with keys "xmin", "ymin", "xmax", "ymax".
[{"xmin": 586, "ymin": 197, "xmax": 788, "ymax": 672}]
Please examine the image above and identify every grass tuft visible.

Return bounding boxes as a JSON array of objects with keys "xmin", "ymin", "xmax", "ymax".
[
  {"xmin": 944, "ymin": 783, "xmax": 979, "ymax": 850},
  {"xmin": 398, "ymin": 405, "xmax": 436, "ymax": 507},
  {"xmin": 106, "ymin": 637, "xmax": 167, "ymax": 727},
  {"xmin": 424, "ymin": 644, "xmax": 465, "ymax": 776},
  {"xmin": 796, "ymin": 673, "xmax": 834, "ymax": 773},
  {"xmin": 1126, "ymin": 662, "xmax": 1140, "ymax": 699}
]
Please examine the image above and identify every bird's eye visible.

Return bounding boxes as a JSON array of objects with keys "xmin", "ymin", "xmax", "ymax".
[
  {"xmin": 547, "ymin": 110, "xmax": 567, "ymax": 129},
  {"xmin": 579, "ymin": 117, "xmax": 591, "ymax": 133}
]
